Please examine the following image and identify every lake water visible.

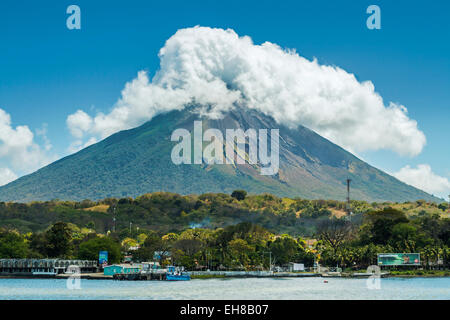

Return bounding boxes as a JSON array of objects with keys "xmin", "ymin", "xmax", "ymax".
[{"xmin": 0, "ymin": 277, "xmax": 449, "ymax": 300}]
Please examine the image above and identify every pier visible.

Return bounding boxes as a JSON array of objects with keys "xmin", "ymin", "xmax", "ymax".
[
  {"xmin": 113, "ymin": 270, "xmax": 167, "ymax": 281},
  {"xmin": 189, "ymin": 271, "xmax": 317, "ymax": 278},
  {"xmin": 0, "ymin": 259, "xmax": 97, "ymax": 276}
]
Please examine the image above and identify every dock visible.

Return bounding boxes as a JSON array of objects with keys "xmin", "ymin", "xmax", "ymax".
[
  {"xmin": 113, "ymin": 271, "xmax": 167, "ymax": 281},
  {"xmin": 189, "ymin": 271, "xmax": 317, "ymax": 278},
  {"xmin": 55, "ymin": 272, "xmax": 113, "ymax": 280}
]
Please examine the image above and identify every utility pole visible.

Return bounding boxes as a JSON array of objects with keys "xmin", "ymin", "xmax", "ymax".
[{"xmin": 129, "ymin": 222, "xmax": 132, "ymax": 234}]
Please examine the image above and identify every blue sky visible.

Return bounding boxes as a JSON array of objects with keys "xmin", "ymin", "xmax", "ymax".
[{"xmin": 0, "ymin": 0, "xmax": 449, "ymax": 198}]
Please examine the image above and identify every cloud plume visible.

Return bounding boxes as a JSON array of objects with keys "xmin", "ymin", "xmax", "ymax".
[
  {"xmin": 393, "ymin": 164, "xmax": 450, "ymax": 198},
  {"xmin": 67, "ymin": 26, "xmax": 426, "ymax": 156}
]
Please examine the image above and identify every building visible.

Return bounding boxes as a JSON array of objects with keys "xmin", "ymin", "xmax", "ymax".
[
  {"xmin": 0, "ymin": 259, "xmax": 97, "ymax": 275},
  {"xmin": 103, "ymin": 264, "xmax": 141, "ymax": 276},
  {"xmin": 133, "ymin": 262, "xmax": 160, "ymax": 271},
  {"xmin": 305, "ymin": 239, "xmax": 317, "ymax": 249},
  {"xmin": 154, "ymin": 251, "xmax": 171, "ymax": 261},
  {"xmin": 285, "ymin": 262, "xmax": 305, "ymax": 272}
]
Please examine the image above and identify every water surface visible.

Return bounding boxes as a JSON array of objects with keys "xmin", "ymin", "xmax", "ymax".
[{"xmin": 0, "ymin": 277, "xmax": 448, "ymax": 300}]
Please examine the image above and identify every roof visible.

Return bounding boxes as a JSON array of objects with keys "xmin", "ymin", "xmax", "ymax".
[{"xmin": 104, "ymin": 264, "xmax": 141, "ymax": 268}]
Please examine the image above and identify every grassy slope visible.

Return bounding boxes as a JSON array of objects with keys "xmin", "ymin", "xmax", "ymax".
[{"xmin": 1, "ymin": 192, "xmax": 447, "ymax": 235}]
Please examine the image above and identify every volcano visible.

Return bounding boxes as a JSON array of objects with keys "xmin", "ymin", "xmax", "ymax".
[{"xmin": 0, "ymin": 106, "xmax": 439, "ymax": 203}]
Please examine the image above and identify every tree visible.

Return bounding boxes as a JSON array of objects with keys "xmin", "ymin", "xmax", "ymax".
[
  {"xmin": 0, "ymin": 231, "xmax": 29, "ymax": 258},
  {"xmin": 362, "ymin": 208, "xmax": 408, "ymax": 245},
  {"xmin": 438, "ymin": 203, "xmax": 448, "ymax": 212},
  {"xmin": 391, "ymin": 223, "xmax": 420, "ymax": 252},
  {"xmin": 29, "ymin": 232, "xmax": 49, "ymax": 257},
  {"xmin": 174, "ymin": 239, "xmax": 203, "ymax": 257},
  {"xmin": 134, "ymin": 232, "xmax": 172, "ymax": 265},
  {"xmin": 317, "ymin": 218, "xmax": 353, "ymax": 255},
  {"xmin": 46, "ymin": 222, "xmax": 72, "ymax": 258},
  {"xmin": 415, "ymin": 214, "xmax": 441, "ymax": 243},
  {"xmin": 137, "ymin": 233, "xmax": 148, "ymax": 245},
  {"xmin": 231, "ymin": 190, "xmax": 247, "ymax": 201},
  {"xmin": 121, "ymin": 237, "xmax": 138, "ymax": 251},
  {"xmin": 227, "ymin": 239, "xmax": 254, "ymax": 270},
  {"xmin": 268, "ymin": 235, "xmax": 300, "ymax": 265},
  {"xmin": 439, "ymin": 219, "xmax": 450, "ymax": 246},
  {"xmin": 86, "ymin": 221, "xmax": 96, "ymax": 230},
  {"xmin": 78, "ymin": 236, "xmax": 122, "ymax": 263},
  {"xmin": 172, "ymin": 239, "xmax": 204, "ymax": 269},
  {"xmin": 361, "ymin": 243, "xmax": 386, "ymax": 268}
]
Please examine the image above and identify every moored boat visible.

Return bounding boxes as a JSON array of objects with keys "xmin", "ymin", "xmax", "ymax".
[{"xmin": 166, "ymin": 266, "xmax": 191, "ymax": 281}]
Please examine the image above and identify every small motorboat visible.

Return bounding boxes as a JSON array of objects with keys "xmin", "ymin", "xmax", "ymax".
[{"xmin": 166, "ymin": 266, "xmax": 191, "ymax": 281}]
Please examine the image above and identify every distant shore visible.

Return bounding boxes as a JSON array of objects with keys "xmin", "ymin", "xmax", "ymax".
[
  {"xmin": 0, "ymin": 273, "xmax": 113, "ymax": 280},
  {"xmin": 386, "ymin": 270, "xmax": 450, "ymax": 278},
  {"xmin": 1, "ymin": 270, "xmax": 449, "ymax": 280}
]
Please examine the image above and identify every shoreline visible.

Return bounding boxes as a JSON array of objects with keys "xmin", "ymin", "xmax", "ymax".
[
  {"xmin": 1, "ymin": 271, "xmax": 450, "ymax": 280},
  {"xmin": 385, "ymin": 272, "xmax": 450, "ymax": 278},
  {"xmin": 0, "ymin": 273, "xmax": 113, "ymax": 280}
]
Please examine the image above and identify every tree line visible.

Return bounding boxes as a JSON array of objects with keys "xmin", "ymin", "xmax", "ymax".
[
  {"xmin": 1, "ymin": 191, "xmax": 447, "ymax": 237},
  {"xmin": 0, "ymin": 194, "xmax": 448, "ymax": 270}
]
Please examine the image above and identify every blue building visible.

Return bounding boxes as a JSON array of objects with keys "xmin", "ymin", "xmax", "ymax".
[{"xmin": 103, "ymin": 264, "xmax": 141, "ymax": 276}]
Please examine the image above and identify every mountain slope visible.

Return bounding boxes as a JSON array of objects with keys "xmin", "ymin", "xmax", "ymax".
[{"xmin": 0, "ymin": 107, "xmax": 439, "ymax": 202}]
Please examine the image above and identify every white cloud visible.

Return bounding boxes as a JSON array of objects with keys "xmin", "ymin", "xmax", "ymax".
[
  {"xmin": 0, "ymin": 108, "xmax": 55, "ymax": 182},
  {"xmin": 68, "ymin": 137, "xmax": 98, "ymax": 154},
  {"xmin": 36, "ymin": 123, "xmax": 52, "ymax": 151},
  {"xmin": 67, "ymin": 26, "xmax": 426, "ymax": 156},
  {"xmin": 67, "ymin": 110, "xmax": 93, "ymax": 139},
  {"xmin": 0, "ymin": 167, "xmax": 18, "ymax": 186},
  {"xmin": 393, "ymin": 164, "xmax": 450, "ymax": 198}
]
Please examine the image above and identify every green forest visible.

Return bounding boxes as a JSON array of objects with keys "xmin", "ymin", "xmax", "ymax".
[{"xmin": 0, "ymin": 191, "xmax": 449, "ymax": 270}]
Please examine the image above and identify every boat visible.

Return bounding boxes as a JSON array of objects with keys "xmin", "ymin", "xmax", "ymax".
[{"xmin": 166, "ymin": 266, "xmax": 191, "ymax": 281}]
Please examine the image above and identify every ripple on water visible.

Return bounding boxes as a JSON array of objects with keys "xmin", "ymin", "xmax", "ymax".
[{"xmin": 0, "ymin": 277, "xmax": 449, "ymax": 300}]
